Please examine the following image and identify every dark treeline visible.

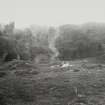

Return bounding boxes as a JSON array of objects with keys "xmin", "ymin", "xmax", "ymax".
[
  {"xmin": 0, "ymin": 22, "xmax": 53, "ymax": 62},
  {"xmin": 56, "ymin": 23, "xmax": 105, "ymax": 60},
  {"xmin": 0, "ymin": 22, "xmax": 105, "ymax": 62}
]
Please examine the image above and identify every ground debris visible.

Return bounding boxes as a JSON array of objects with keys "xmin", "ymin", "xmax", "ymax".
[{"xmin": 0, "ymin": 59, "xmax": 38, "ymax": 70}]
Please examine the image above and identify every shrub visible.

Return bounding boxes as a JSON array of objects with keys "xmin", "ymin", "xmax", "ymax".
[{"xmin": 0, "ymin": 75, "xmax": 37, "ymax": 104}]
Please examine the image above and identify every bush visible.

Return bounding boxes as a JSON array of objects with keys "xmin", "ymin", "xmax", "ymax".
[{"xmin": 0, "ymin": 75, "xmax": 37, "ymax": 104}]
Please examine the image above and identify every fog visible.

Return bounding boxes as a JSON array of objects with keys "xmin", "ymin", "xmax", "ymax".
[{"xmin": 0, "ymin": 0, "xmax": 104, "ymax": 28}]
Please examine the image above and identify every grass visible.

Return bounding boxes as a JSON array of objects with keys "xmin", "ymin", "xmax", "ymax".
[{"xmin": 0, "ymin": 59, "xmax": 105, "ymax": 105}]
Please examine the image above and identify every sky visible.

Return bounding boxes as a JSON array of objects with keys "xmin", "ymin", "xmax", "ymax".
[{"xmin": 0, "ymin": 0, "xmax": 105, "ymax": 28}]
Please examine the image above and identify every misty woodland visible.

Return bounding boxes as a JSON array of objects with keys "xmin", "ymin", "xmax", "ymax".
[
  {"xmin": 0, "ymin": 22, "xmax": 105, "ymax": 62},
  {"xmin": 1, "ymin": 22, "xmax": 105, "ymax": 105}
]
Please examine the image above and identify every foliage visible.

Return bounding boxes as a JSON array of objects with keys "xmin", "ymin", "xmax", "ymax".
[
  {"xmin": 55, "ymin": 23, "xmax": 105, "ymax": 60},
  {"xmin": 0, "ymin": 23, "xmax": 52, "ymax": 62},
  {"xmin": 0, "ymin": 75, "xmax": 37, "ymax": 104},
  {"xmin": 0, "ymin": 22, "xmax": 105, "ymax": 61}
]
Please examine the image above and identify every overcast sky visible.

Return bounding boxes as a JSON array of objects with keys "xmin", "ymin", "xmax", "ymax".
[{"xmin": 0, "ymin": 0, "xmax": 105, "ymax": 28}]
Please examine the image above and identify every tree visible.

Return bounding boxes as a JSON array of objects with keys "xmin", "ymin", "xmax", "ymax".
[{"xmin": 55, "ymin": 24, "xmax": 105, "ymax": 60}]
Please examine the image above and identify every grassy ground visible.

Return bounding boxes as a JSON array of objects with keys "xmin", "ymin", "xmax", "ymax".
[{"xmin": 1, "ymin": 59, "xmax": 105, "ymax": 105}]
